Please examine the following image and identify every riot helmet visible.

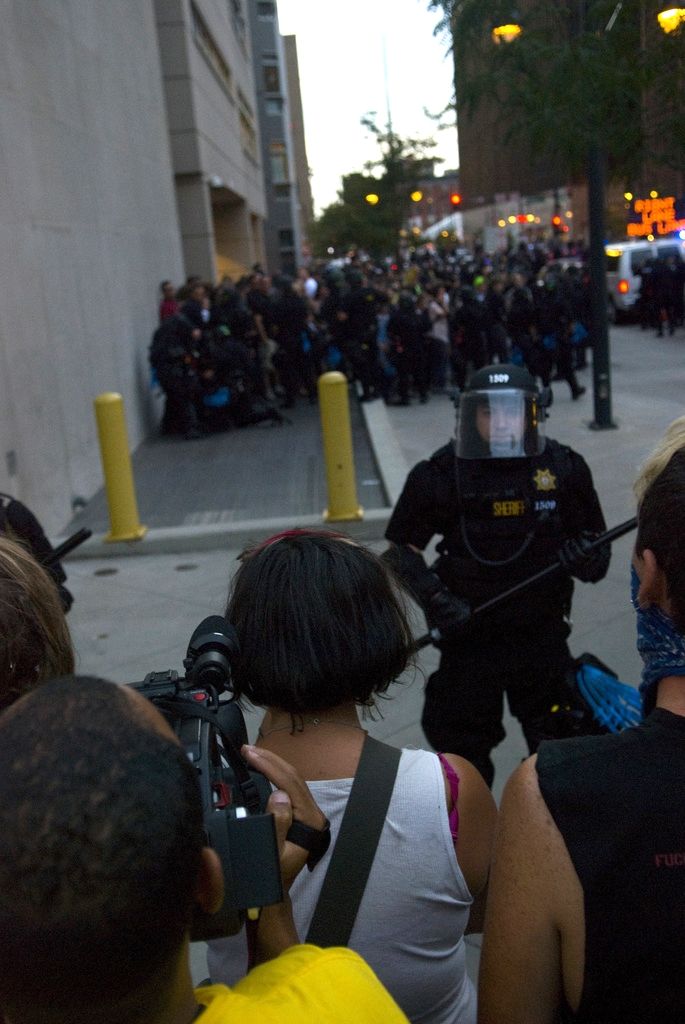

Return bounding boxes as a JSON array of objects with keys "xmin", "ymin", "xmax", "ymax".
[{"xmin": 455, "ymin": 364, "xmax": 545, "ymax": 459}]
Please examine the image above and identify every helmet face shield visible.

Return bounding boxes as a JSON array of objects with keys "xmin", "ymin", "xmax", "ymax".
[{"xmin": 455, "ymin": 389, "xmax": 543, "ymax": 459}]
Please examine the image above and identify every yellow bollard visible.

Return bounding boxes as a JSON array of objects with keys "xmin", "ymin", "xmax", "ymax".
[
  {"xmin": 94, "ymin": 393, "xmax": 148, "ymax": 542},
  {"xmin": 318, "ymin": 372, "xmax": 364, "ymax": 522}
]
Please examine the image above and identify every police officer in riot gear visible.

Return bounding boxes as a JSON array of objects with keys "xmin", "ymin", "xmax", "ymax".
[{"xmin": 385, "ymin": 364, "xmax": 609, "ymax": 786}]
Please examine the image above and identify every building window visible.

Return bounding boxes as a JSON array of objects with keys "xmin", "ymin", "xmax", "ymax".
[
  {"xmin": 274, "ymin": 183, "xmax": 291, "ymax": 199},
  {"xmin": 191, "ymin": 3, "xmax": 233, "ymax": 98},
  {"xmin": 270, "ymin": 142, "xmax": 288, "ymax": 184},
  {"xmin": 263, "ymin": 64, "xmax": 280, "ymax": 93},
  {"xmin": 279, "ymin": 229, "xmax": 294, "ymax": 248},
  {"xmin": 257, "ymin": 2, "xmax": 275, "ymax": 17},
  {"xmin": 265, "ymin": 98, "xmax": 283, "ymax": 115}
]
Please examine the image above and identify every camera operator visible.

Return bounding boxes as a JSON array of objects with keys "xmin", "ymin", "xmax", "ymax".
[{"xmin": 0, "ymin": 675, "xmax": 410, "ymax": 1024}]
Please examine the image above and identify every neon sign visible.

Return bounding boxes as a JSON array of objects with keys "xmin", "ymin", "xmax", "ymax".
[{"xmin": 627, "ymin": 196, "xmax": 685, "ymax": 237}]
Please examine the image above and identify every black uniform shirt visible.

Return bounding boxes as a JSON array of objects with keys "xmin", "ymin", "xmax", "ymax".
[{"xmin": 386, "ymin": 439, "xmax": 606, "ymax": 628}]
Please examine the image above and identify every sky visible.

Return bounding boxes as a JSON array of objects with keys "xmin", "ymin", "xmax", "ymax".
[{"xmin": 275, "ymin": 0, "xmax": 460, "ymax": 215}]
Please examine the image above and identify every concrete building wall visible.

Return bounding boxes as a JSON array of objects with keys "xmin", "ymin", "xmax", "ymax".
[
  {"xmin": 248, "ymin": 0, "xmax": 301, "ymax": 276},
  {"xmin": 283, "ymin": 35, "xmax": 314, "ymax": 248},
  {"xmin": 155, "ymin": 0, "xmax": 266, "ymax": 281},
  {"xmin": 0, "ymin": 0, "xmax": 185, "ymax": 533}
]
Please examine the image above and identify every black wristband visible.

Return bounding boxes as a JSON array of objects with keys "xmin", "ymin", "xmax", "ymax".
[{"xmin": 286, "ymin": 818, "xmax": 331, "ymax": 871}]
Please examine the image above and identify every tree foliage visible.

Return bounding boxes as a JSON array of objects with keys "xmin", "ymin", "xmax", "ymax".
[
  {"xmin": 308, "ymin": 117, "xmax": 439, "ymax": 258},
  {"xmin": 427, "ymin": 0, "xmax": 685, "ymax": 180}
]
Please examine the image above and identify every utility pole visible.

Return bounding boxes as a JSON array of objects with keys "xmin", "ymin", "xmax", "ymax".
[
  {"xmin": 586, "ymin": 0, "xmax": 618, "ymax": 429},
  {"xmin": 587, "ymin": 143, "xmax": 615, "ymax": 428}
]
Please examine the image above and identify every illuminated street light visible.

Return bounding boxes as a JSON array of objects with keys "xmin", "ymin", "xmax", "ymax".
[
  {"xmin": 526, "ymin": 213, "xmax": 535, "ymax": 222},
  {"xmin": 410, "ymin": 190, "xmax": 423, "ymax": 202},
  {"xmin": 624, "ymin": 191, "xmax": 633, "ymax": 201},
  {"xmin": 650, "ymin": 190, "xmax": 659, "ymax": 198},
  {"xmin": 493, "ymin": 22, "xmax": 522, "ymax": 43},
  {"xmin": 657, "ymin": 8, "xmax": 685, "ymax": 32},
  {"xmin": 365, "ymin": 193, "xmax": 379, "ymax": 205},
  {"xmin": 498, "ymin": 219, "xmax": 506, "ymax": 227},
  {"xmin": 508, "ymin": 215, "xmax": 516, "ymax": 224},
  {"xmin": 441, "ymin": 230, "xmax": 449, "ymax": 237}
]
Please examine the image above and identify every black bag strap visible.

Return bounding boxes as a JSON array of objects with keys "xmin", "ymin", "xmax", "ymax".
[{"xmin": 305, "ymin": 735, "xmax": 401, "ymax": 948}]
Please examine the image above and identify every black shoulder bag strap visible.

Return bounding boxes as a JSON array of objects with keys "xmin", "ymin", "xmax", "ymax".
[{"xmin": 305, "ymin": 734, "xmax": 401, "ymax": 948}]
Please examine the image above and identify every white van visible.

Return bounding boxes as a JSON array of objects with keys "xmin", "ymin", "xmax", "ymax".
[{"xmin": 605, "ymin": 239, "xmax": 685, "ymax": 321}]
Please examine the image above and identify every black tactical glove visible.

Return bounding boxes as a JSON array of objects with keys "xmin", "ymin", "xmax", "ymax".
[
  {"xmin": 558, "ymin": 531, "xmax": 611, "ymax": 583},
  {"xmin": 423, "ymin": 585, "xmax": 471, "ymax": 641},
  {"xmin": 382, "ymin": 545, "xmax": 471, "ymax": 640}
]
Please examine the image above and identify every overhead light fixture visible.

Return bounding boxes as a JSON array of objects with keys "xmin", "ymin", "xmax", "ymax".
[
  {"xmin": 657, "ymin": 8, "xmax": 685, "ymax": 32},
  {"xmin": 492, "ymin": 23, "xmax": 522, "ymax": 43}
]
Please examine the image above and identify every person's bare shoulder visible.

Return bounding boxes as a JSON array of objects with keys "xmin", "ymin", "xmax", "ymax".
[{"xmin": 478, "ymin": 755, "xmax": 585, "ymax": 1024}]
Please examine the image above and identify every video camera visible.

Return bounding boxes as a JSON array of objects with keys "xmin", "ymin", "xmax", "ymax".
[{"xmin": 131, "ymin": 616, "xmax": 282, "ymax": 941}]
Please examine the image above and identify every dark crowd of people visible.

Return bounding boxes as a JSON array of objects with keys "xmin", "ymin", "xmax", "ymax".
[
  {"xmin": 150, "ymin": 243, "xmax": 598, "ymax": 439},
  {"xmin": 634, "ymin": 251, "xmax": 685, "ymax": 336},
  {"xmin": 1, "ymin": 405, "xmax": 685, "ymax": 1021}
]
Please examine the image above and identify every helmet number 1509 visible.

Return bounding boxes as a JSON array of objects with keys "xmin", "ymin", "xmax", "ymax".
[{"xmin": 489, "ymin": 373, "xmax": 509, "ymax": 384}]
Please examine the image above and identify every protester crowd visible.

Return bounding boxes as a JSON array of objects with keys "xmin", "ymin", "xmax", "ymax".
[
  {"xmin": 2, "ymin": 240, "xmax": 681, "ymax": 1022},
  {"xmin": 1, "ymin": 401, "xmax": 685, "ymax": 1022},
  {"xmin": 634, "ymin": 252, "xmax": 685, "ymax": 336},
  {"xmin": 150, "ymin": 242, "xmax": 599, "ymax": 439}
]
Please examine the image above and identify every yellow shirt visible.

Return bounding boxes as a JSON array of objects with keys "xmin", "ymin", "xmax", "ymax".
[{"xmin": 195, "ymin": 944, "xmax": 409, "ymax": 1023}]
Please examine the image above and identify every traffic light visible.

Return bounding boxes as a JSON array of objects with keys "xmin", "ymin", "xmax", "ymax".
[
  {"xmin": 551, "ymin": 214, "xmax": 562, "ymax": 228},
  {"xmin": 449, "ymin": 192, "xmax": 462, "ymax": 206}
]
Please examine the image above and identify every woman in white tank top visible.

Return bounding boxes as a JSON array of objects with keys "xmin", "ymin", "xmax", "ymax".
[{"xmin": 207, "ymin": 531, "xmax": 496, "ymax": 1024}]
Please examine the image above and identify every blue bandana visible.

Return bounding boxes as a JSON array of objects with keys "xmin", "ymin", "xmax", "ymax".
[{"xmin": 631, "ymin": 564, "xmax": 685, "ymax": 717}]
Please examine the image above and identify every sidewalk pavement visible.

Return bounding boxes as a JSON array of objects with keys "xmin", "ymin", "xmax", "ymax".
[
  {"xmin": 63, "ymin": 386, "xmax": 389, "ymax": 555},
  {"xmin": 59, "ymin": 321, "xmax": 685, "ymax": 985}
]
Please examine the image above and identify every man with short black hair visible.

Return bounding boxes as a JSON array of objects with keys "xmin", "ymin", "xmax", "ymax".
[{"xmin": 0, "ymin": 676, "xmax": 409, "ymax": 1024}]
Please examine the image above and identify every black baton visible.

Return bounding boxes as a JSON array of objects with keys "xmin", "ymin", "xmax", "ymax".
[
  {"xmin": 413, "ymin": 516, "xmax": 637, "ymax": 651},
  {"xmin": 44, "ymin": 528, "xmax": 93, "ymax": 567}
]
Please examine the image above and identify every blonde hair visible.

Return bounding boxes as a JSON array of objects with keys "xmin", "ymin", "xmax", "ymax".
[
  {"xmin": 0, "ymin": 535, "xmax": 74, "ymax": 710},
  {"xmin": 634, "ymin": 416, "xmax": 685, "ymax": 505}
]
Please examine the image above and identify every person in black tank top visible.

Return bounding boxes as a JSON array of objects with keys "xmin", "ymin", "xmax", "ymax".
[{"xmin": 478, "ymin": 417, "xmax": 685, "ymax": 1024}]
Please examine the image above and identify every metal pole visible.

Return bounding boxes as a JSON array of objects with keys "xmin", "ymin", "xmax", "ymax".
[
  {"xmin": 317, "ymin": 372, "xmax": 364, "ymax": 522},
  {"xmin": 587, "ymin": 143, "xmax": 617, "ymax": 429},
  {"xmin": 94, "ymin": 393, "xmax": 148, "ymax": 542}
]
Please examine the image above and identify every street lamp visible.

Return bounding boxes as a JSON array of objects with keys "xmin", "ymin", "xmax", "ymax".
[
  {"xmin": 492, "ymin": 3, "xmax": 615, "ymax": 428},
  {"xmin": 492, "ymin": 22, "xmax": 521, "ymax": 44},
  {"xmin": 410, "ymin": 190, "xmax": 423, "ymax": 202},
  {"xmin": 658, "ymin": 8, "xmax": 685, "ymax": 32},
  {"xmin": 365, "ymin": 194, "xmax": 379, "ymax": 205}
]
